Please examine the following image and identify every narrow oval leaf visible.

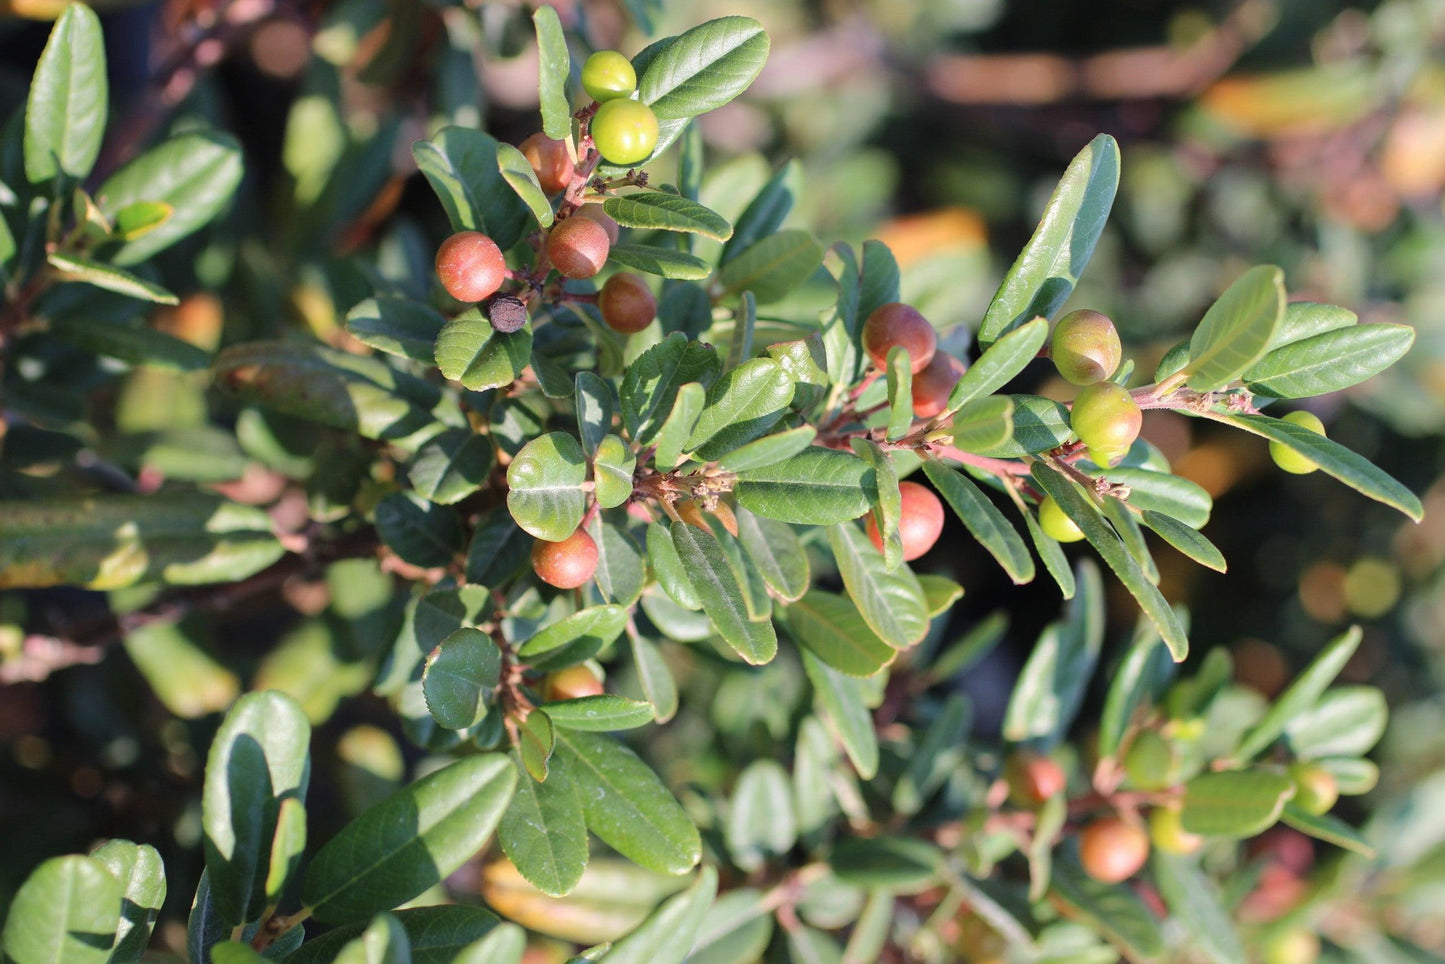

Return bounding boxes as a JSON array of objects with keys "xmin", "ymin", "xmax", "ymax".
[
  {"xmin": 734, "ymin": 507, "xmax": 809, "ymax": 602},
  {"xmin": 949, "ymin": 395, "xmax": 1015, "ymax": 454},
  {"xmin": 47, "ymin": 253, "xmax": 178, "ymax": 305},
  {"xmin": 1183, "ymin": 265, "xmax": 1285, "ymax": 392},
  {"xmin": 1151, "ymin": 853, "xmax": 1245, "ymax": 964},
  {"xmin": 517, "ymin": 605, "xmax": 628, "ymax": 662},
  {"xmin": 1, "ymin": 855, "xmax": 122, "ymax": 964},
  {"xmin": 1283, "ymin": 685, "xmax": 1387, "ymax": 760},
  {"xmin": 1049, "ymin": 844, "xmax": 1164, "ymax": 961},
  {"xmin": 607, "ymin": 243, "xmax": 711, "ymax": 280},
  {"xmin": 497, "ymin": 143, "xmax": 555, "ymax": 229},
  {"xmin": 826, "ymin": 524, "xmax": 929, "ymax": 649},
  {"xmin": 1278, "ymin": 804, "xmax": 1375, "ymax": 857},
  {"xmin": 24, "ymin": 3, "xmax": 107, "ymax": 185},
  {"xmin": 734, "ymin": 447, "xmax": 875, "ymax": 525},
  {"xmin": 423, "ymin": 627, "xmax": 502, "ymax": 730},
  {"xmin": 283, "ymin": 906, "xmax": 504, "ymax": 964},
  {"xmin": 924, "ymin": 462, "xmax": 1033, "ymax": 584},
  {"xmin": 1181, "ymin": 769, "xmax": 1295, "ymax": 837},
  {"xmin": 1001, "ymin": 561, "xmax": 1104, "ymax": 746},
  {"xmin": 347, "ymin": 297, "xmax": 447, "ymax": 364},
  {"xmin": 686, "ymin": 357, "xmax": 792, "ymax": 460},
  {"xmin": 977, "ymin": 394, "xmax": 1072, "ymax": 458},
  {"xmin": 719, "ymin": 230, "xmax": 824, "ymax": 304},
  {"xmin": 603, "ymin": 193, "xmax": 732, "ymax": 241},
  {"xmin": 1233, "ymin": 626, "xmax": 1363, "ymax": 762},
  {"xmin": 90, "ymin": 840, "xmax": 166, "ymax": 964},
  {"xmin": 533, "ymin": 6, "xmax": 572, "ymax": 141},
  {"xmin": 543, "ymin": 695, "xmax": 656, "ymax": 731},
  {"xmin": 830, "ymin": 837, "xmax": 942, "ymax": 892},
  {"xmin": 653, "ymin": 382, "xmax": 707, "ymax": 470},
  {"xmin": 1105, "ymin": 467, "xmax": 1212, "ymax": 528},
  {"xmin": 725, "ymin": 762, "xmax": 796, "ymax": 872},
  {"xmin": 669, "ymin": 521, "xmax": 777, "ymax": 665},
  {"xmin": 1243, "ymin": 323, "xmax": 1414, "ymax": 398},
  {"xmin": 412, "ymin": 127, "xmax": 530, "ymax": 248},
  {"xmin": 785, "ymin": 590, "xmax": 895, "ymax": 677},
  {"xmin": 597, "ymin": 866, "xmax": 718, "ymax": 964},
  {"xmin": 1140, "ymin": 510, "xmax": 1226, "ymax": 572},
  {"xmin": 714, "ymin": 425, "xmax": 817, "ymax": 474},
  {"xmin": 507, "ymin": 432, "xmax": 589, "ymax": 540},
  {"xmin": 800, "ymin": 649, "xmax": 878, "ymax": 779},
  {"xmin": 947, "ymin": 318, "xmax": 1049, "ymax": 412},
  {"xmin": 1097, "ymin": 619, "xmax": 1174, "ymax": 761},
  {"xmin": 49, "ymin": 316, "xmax": 206, "ymax": 370},
  {"xmin": 638, "ymin": 16, "xmax": 769, "ymax": 119}
]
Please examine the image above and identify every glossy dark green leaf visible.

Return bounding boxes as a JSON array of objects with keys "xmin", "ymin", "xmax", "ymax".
[
  {"xmin": 347, "ymin": 297, "xmax": 447, "ymax": 363},
  {"xmin": 1017, "ymin": 499, "xmax": 1076, "ymax": 599},
  {"xmin": 714, "ymin": 426, "xmax": 818, "ymax": 474},
  {"xmin": 946, "ymin": 319, "xmax": 1049, "ymax": 411},
  {"xmin": 800, "ymin": 649, "xmax": 878, "ymax": 779},
  {"xmin": 1181, "ymin": 770, "xmax": 1295, "ymax": 837},
  {"xmin": 725, "ymin": 760, "xmax": 796, "ymax": 872},
  {"xmin": 1244, "ymin": 323, "xmax": 1414, "ymax": 398},
  {"xmin": 302, "ymin": 754, "xmax": 517, "ymax": 923},
  {"xmin": 533, "ymin": 6, "xmax": 572, "ymax": 140},
  {"xmin": 1267, "ymin": 302, "xmax": 1357, "ymax": 349},
  {"xmin": 409, "ymin": 428, "xmax": 493, "ymax": 505},
  {"xmin": 621, "ymin": 334, "xmax": 721, "ymax": 444},
  {"xmin": 669, "ymin": 521, "xmax": 777, "ymax": 665},
  {"xmin": 265, "ymin": 797, "xmax": 306, "ymax": 905},
  {"xmin": 1105, "ymin": 467, "xmax": 1212, "ymax": 529},
  {"xmin": 734, "ymin": 447, "xmax": 874, "ymax": 525},
  {"xmin": 1, "ymin": 855, "xmax": 122, "ymax": 964},
  {"xmin": 630, "ymin": 632, "xmax": 679, "ymax": 723},
  {"xmin": 590, "ymin": 518, "xmax": 646, "ymax": 607},
  {"xmin": 412, "ymin": 127, "xmax": 529, "ymax": 248},
  {"xmin": 186, "ymin": 871, "xmax": 304, "ymax": 963},
  {"xmin": 506, "ymin": 432, "xmax": 589, "ymax": 540},
  {"xmin": 596, "ymin": 866, "xmax": 717, "ymax": 964},
  {"xmin": 1183, "ymin": 265, "xmax": 1285, "ymax": 392},
  {"xmin": 422, "ymin": 628, "xmax": 502, "ymax": 730},
  {"xmin": 1140, "ymin": 510, "xmax": 1226, "ymax": 572},
  {"xmin": 283, "ymin": 906, "xmax": 505, "ymax": 964},
  {"xmin": 686, "ymin": 357, "xmax": 792, "ymax": 460},
  {"xmin": 603, "ymin": 193, "xmax": 732, "ymax": 241},
  {"xmin": 652, "ymin": 382, "xmax": 706, "ymax": 470},
  {"xmin": 949, "ymin": 395, "xmax": 1015, "ymax": 454},
  {"xmin": 976, "ymin": 394, "xmax": 1072, "ymax": 458},
  {"xmin": 90, "ymin": 840, "xmax": 165, "ymax": 963},
  {"xmin": 607, "ymin": 243, "xmax": 711, "ymax": 280},
  {"xmin": 826, "ymin": 524, "xmax": 928, "ymax": 649},
  {"xmin": 831, "ymin": 838, "xmax": 942, "ymax": 892},
  {"xmin": 575, "ymin": 372, "xmax": 616, "ymax": 458},
  {"xmin": 518, "ymin": 605, "xmax": 628, "ymax": 666},
  {"xmin": 1233, "ymin": 626, "xmax": 1362, "ymax": 762},
  {"xmin": 543, "ymin": 695, "xmax": 655, "ymax": 731},
  {"xmin": 884, "ymin": 345, "xmax": 914, "ymax": 441},
  {"xmin": 466, "ymin": 513, "xmax": 532, "ymax": 588},
  {"xmin": 375, "ymin": 493, "xmax": 463, "ymax": 569},
  {"xmin": 924, "ymin": 462, "xmax": 1033, "ymax": 584},
  {"xmin": 24, "ymin": 4, "xmax": 107, "ymax": 185},
  {"xmin": 785, "ymin": 590, "xmax": 895, "ymax": 677},
  {"xmin": 719, "ymin": 229, "xmax": 824, "ymax": 304},
  {"xmin": 850, "ymin": 437, "xmax": 902, "ymax": 570},
  {"xmin": 638, "ymin": 16, "xmax": 769, "ymax": 119},
  {"xmin": 48, "ymin": 253, "xmax": 178, "ymax": 304},
  {"xmin": 977, "ymin": 135, "xmax": 1119, "ymax": 346}
]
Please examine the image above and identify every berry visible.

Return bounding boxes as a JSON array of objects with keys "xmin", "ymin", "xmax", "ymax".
[
  {"xmin": 575, "ymin": 203, "xmax": 620, "ymax": 244},
  {"xmin": 1289, "ymin": 762, "xmax": 1338, "ymax": 815},
  {"xmin": 1038, "ymin": 496, "xmax": 1085, "ymax": 543},
  {"xmin": 1070, "ymin": 381, "xmax": 1142, "ymax": 468},
  {"xmin": 581, "ymin": 50, "xmax": 637, "ymax": 102},
  {"xmin": 1078, "ymin": 816, "xmax": 1150, "ymax": 884},
  {"xmin": 544, "ymin": 664, "xmax": 605, "ymax": 701},
  {"xmin": 435, "ymin": 231, "xmax": 506, "ymax": 303},
  {"xmin": 520, "ymin": 132, "xmax": 575, "ymax": 195},
  {"xmin": 1051, "ymin": 309, "xmax": 1122, "ymax": 386},
  {"xmin": 865, "ymin": 480, "xmax": 945, "ymax": 561},
  {"xmin": 861, "ymin": 302, "xmax": 937, "ymax": 373},
  {"xmin": 599, "ymin": 272, "xmax": 656, "ymax": 334},
  {"xmin": 1269, "ymin": 410, "xmax": 1325, "ymax": 475},
  {"xmin": 546, "ymin": 215, "xmax": 611, "ymax": 280},
  {"xmin": 531, "ymin": 528, "xmax": 599, "ymax": 589},
  {"xmin": 1148, "ymin": 805, "xmax": 1203, "ymax": 855},
  {"xmin": 1005, "ymin": 751, "xmax": 1067, "ymax": 806},
  {"xmin": 1262, "ymin": 929, "xmax": 1321, "ymax": 964},
  {"xmin": 912, "ymin": 351, "xmax": 966, "ymax": 418},
  {"xmin": 591, "ymin": 98, "xmax": 659, "ymax": 166}
]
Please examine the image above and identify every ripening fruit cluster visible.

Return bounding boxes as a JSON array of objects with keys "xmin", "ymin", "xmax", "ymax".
[
  {"xmin": 859, "ymin": 301, "xmax": 972, "ymax": 418},
  {"xmin": 1050, "ymin": 309, "xmax": 1140, "ymax": 468},
  {"xmin": 581, "ymin": 50, "xmax": 659, "ymax": 166}
]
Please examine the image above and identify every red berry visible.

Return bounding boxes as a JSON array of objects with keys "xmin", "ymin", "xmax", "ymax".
[
  {"xmin": 865, "ymin": 480, "xmax": 945, "ymax": 561},
  {"xmin": 544, "ymin": 664, "xmax": 605, "ymax": 701},
  {"xmin": 1006, "ymin": 751, "xmax": 1067, "ymax": 805},
  {"xmin": 435, "ymin": 231, "xmax": 506, "ymax": 303},
  {"xmin": 862, "ymin": 303, "xmax": 936, "ymax": 373},
  {"xmin": 520, "ymin": 133, "xmax": 575, "ymax": 195},
  {"xmin": 531, "ymin": 528, "xmax": 599, "ymax": 589},
  {"xmin": 911, "ymin": 351, "xmax": 966, "ymax": 418},
  {"xmin": 546, "ymin": 216, "xmax": 611, "ymax": 280},
  {"xmin": 599, "ymin": 272, "xmax": 656, "ymax": 333},
  {"xmin": 1079, "ymin": 816, "xmax": 1150, "ymax": 884}
]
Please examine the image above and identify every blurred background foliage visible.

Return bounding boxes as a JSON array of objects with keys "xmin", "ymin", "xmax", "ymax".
[{"xmin": 1, "ymin": 0, "xmax": 1444, "ymax": 959}]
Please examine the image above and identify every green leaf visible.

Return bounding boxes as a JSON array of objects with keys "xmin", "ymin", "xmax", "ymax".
[
  {"xmin": 375, "ymin": 493, "xmax": 463, "ymax": 568},
  {"xmin": 947, "ymin": 317, "xmax": 1049, "ymax": 411},
  {"xmin": 347, "ymin": 297, "xmax": 447, "ymax": 363},
  {"xmin": 1099, "ymin": 496, "xmax": 1158, "ymax": 584},
  {"xmin": 90, "ymin": 841, "xmax": 165, "ymax": 964},
  {"xmin": 435, "ymin": 309, "xmax": 531, "ymax": 391},
  {"xmin": 893, "ymin": 692, "xmax": 971, "ymax": 816},
  {"xmin": 412, "ymin": 127, "xmax": 530, "ymax": 248},
  {"xmin": 1049, "ymin": 844, "xmax": 1163, "ymax": 961},
  {"xmin": 977, "ymin": 135, "xmax": 1119, "ymax": 346},
  {"xmin": 23, "ymin": 3, "xmax": 107, "ymax": 185},
  {"xmin": 630, "ymin": 632, "xmax": 679, "ymax": 723},
  {"xmin": 1140, "ymin": 510, "xmax": 1226, "ymax": 572},
  {"xmin": 1268, "ymin": 302, "xmax": 1358, "ymax": 349},
  {"xmin": 722, "ymin": 160, "xmax": 800, "ymax": 264},
  {"xmin": 638, "ymin": 17, "xmax": 769, "ymax": 119},
  {"xmin": 497, "ymin": 143, "xmax": 555, "ymax": 229},
  {"xmin": 621, "ymin": 334, "xmax": 720, "ymax": 444},
  {"xmin": 851, "ymin": 438, "xmax": 901, "ymax": 571},
  {"xmin": 49, "ymin": 316, "xmax": 206, "ymax": 371},
  {"xmin": 725, "ymin": 761, "xmax": 796, "ymax": 872},
  {"xmin": 422, "ymin": 627, "xmax": 502, "ymax": 730},
  {"xmin": 1, "ymin": 855, "xmax": 121, "ymax": 964},
  {"xmin": 1151, "ymin": 853, "xmax": 1245, "ymax": 964},
  {"xmin": 590, "ymin": 518, "xmax": 646, "ymax": 607},
  {"xmin": 949, "ymin": 395, "xmax": 1015, "ymax": 454},
  {"xmin": 553, "ymin": 729, "xmax": 701, "ymax": 875},
  {"xmin": 652, "ymin": 382, "xmax": 706, "ymax": 470},
  {"xmin": 669, "ymin": 521, "xmax": 777, "ymax": 665},
  {"xmin": 302, "ymin": 755, "xmax": 517, "ymax": 923},
  {"xmin": 265, "ymin": 797, "xmax": 306, "ymax": 905},
  {"xmin": 767, "ymin": 332, "xmax": 830, "ymax": 411},
  {"xmin": 1002, "ymin": 560, "xmax": 1104, "ymax": 746},
  {"xmin": 186, "ymin": 872, "xmax": 304, "ymax": 963},
  {"xmin": 517, "ymin": 605, "xmax": 628, "ymax": 670},
  {"xmin": 211, "ymin": 942, "xmax": 270, "ymax": 964},
  {"xmin": 800, "ymin": 649, "xmax": 878, "ymax": 779},
  {"xmin": 543, "ymin": 695, "xmax": 655, "ymax": 731},
  {"xmin": 1097, "ymin": 619, "xmax": 1173, "ymax": 761},
  {"xmin": 1233, "ymin": 626, "xmax": 1363, "ymax": 762},
  {"xmin": 734, "ymin": 447, "xmax": 875, "ymax": 525},
  {"xmin": 686, "ymin": 357, "xmax": 792, "ymax": 460},
  {"xmin": 714, "ymin": 426, "xmax": 817, "ymax": 473},
  {"xmin": 1028, "ymin": 793, "xmax": 1067, "ymax": 902},
  {"xmin": 519, "ymin": 709, "xmax": 556, "ymax": 782},
  {"xmin": 409, "ymin": 428, "xmax": 493, "ymax": 505},
  {"xmin": 607, "ymin": 243, "xmax": 711, "ymax": 280},
  {"xmin": 1211, "ymin": 412, "xmax": 1422, "ymax": 520},
  {"xmin": 47, "ymin": 253, "xmax": 178, "ymax": 304},
  {"xmin": 113, "ymin": 199, "xmax": 173, "ymax": 240},
  {"xmin": 1105, "ymin": 467, "xmax": 1212, "ymax": 529},
  {"xmin": 684, "ymin": 889, "xmax": 774, "ymax": 964},
  {"xmin": 884, "ymin": 346, "xmax": 914, "ymax": 442},
  {"xmin": 918, "ymin": 573, "xmax": 966, "ymax": 617},
  {"xmin": 785, "ymin": 590, "xmax": 896, "ymax": 677},
  {"xmin": 593, "ymin": 436, "xmax": 637, "ymax": 510},
  {"xmin": 924, "ymin": 462, "xmax": 1033, "ymax": 584},
  {"xmin": 1244, "ymin": 323, "xmax": 1414, "ymax": 398},
  {"xmin": 1030, "ymin": 463, "xmax": 1189, "ymax": 660},
  {"xmin": 533, "ymin": 6, "xmax": 572, "ymax": 141},
  {"xmin": 201, "ymin": 691, "xmax": 312, "ymax": 926},
  {"xmin": 719, "ymin": 230, "xmax": 824, "ymax": 304},
  {"xmin": 598, "ymin": 866, "xmax": 717, "ymax": 964},
  {"xmin": 976, "ymin": 394, "xmax": 1072, "ymax": 458},
  {"xmin": 453, "ymin": 923, "xmax": 526, "ymax": 964},
  {"xmin": 603, "ymin": 193, "xmax": 732, "ymax": 241},
  {"xmin": 507, "ymin": 432, "xmax": 589, "ymax": 541},
  {"xmin": 1181, "ymin": 769, "xmax": 1295, "ymax": 837},
  {"xmin": 97, "ymin": 132, "xmax": 245, "ymax": 265},
  {"xmin": 1278, "ymin": 804, "xmax": 1375, "ymax": 857},
  {"xmin": 575, "ymin": 372, "xmax": 615, "ymax": 458},
  {"xmin": 830, "ymin": 838, "xmax": 942, "ymax": 893},
  {"xmin": 1183, "ymin": 265, "xmax": 1286, "ymax": 392},
  {"xmin": 465, "ymin": 514, "xmax": 531, "ymax": 589},
  {"xmin": 1283, "ymin": 685, "xmax": 1387, "ymax": 760},
  {"xmin": 647, "ymin": 523, "xmax": 701, "ymax": 609},
  {"xmin": 283, "ymin": 907, "xmax": 505, "ymax": 964},
  {"xmin": 734, "ymin": 507, "xmax": 809, "ymax": 602},
  {"xmin": 826, "ymin": 524, "xmax": 929, "ymax": 649},
  {"xmin": 334, "ymin": 914, "xmax": 410, "ymax": 964}
]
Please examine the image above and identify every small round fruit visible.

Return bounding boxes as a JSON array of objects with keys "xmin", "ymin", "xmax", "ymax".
[
  {"xmin": 1038, "ymin": 496, "xmax": 1084, "ymax": 543},
  {"xmin": 544, "ymin": 664, "xmax": 605, "ymax": 701},
  {"xmin": 581, "ymin": 50, "xmax": 637, "ymax": 102},
  {"xmin": 1289, "ymin": 762, "xmax": 1339, "ymax": 816},
  {"xmin": 1051, "ymin": 309, "xmax": 1122, "ymax": 386},
  {"xmin": 575, "ymin": 203, "xmax": 620, "ymax": 244},
  {"xmin": 1262, "ymin": 929, "xmax": 1321, "ymax": 964},
  {"xmin": 861, "ymin": 302, "xmax": 937, "ymax": 373},
  {"xmin": 1269, "ymin": 410, "xmax": 1325, "ymax": 475},
  {"xmin": 912, "ymin": 351, "xmax": 966, "ymax": 418},
  {"xmin": 1123, "ymin": 729, "xmax": 1179, "ymax": 791},
  {"xmin": 1079, "ymin": 816, "xmax": 1150, "ymax": 884},
  {"xmin": 1149, "ymin": 805, "xmax": 1204, "ymax": 855},
  {"xmin": 531, "ymin": 528, "xmax": 599, "ymax": 589},
  {"xmin": 520, "ymin": 132, "xmax": 575, "ymax": 195},
  {"xmin": 1005, "ymin": 751, "xmax": 1067, "ymax": 806},
  {"xmin": 591, "ymin": 98, "xmax": 659, "ymax": 166},
  {"xmin": 546, "ymin": 216, "xmax": 611, "ymax": 280},
  {"xmin": 435, "ymin": 231, "xmax": 506, "ymax": 303},
  {"xmin": 865, "ymin": 480, "xmax": 945, "ymax": 561},
  {"xmin": 1070, "ymin": 381, "xmax": 1142, "ymax": 468},
  {"xmin": 599, "ymin": 272, "xmax": 656, "ymax": 333}
]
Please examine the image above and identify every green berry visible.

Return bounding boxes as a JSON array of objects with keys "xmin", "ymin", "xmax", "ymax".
[
  {"xmin": 1270, "ymin": 410, "xmax": 1325, "ymax": 475},
  {"xmin": 581, "ymin": 50, "xmax": 637, "ymax": 102},
  {"xmin": 1262, "ymin": 929, "xmax": 1321, "ymax": 964},
  {"xmin": 1051, "ymin": 309, "xmax": 1122, "ymax": 386},
  {"xmin": 591, "ymin": 98, "xmax": 659, "ymax": 166},
  {"xmin": 1289, "ymin": 762, "xmax": 1338, "ymax": 815},
  {"xmin": 1071, "ymin": 381, "xmax": 1142, "ymax": 468},
  {"xmin": 1038, "ymin": 495, "xmax": 1084, "ymax": 543}
]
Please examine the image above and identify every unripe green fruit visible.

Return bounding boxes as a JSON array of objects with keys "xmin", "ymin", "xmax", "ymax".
[
  {"xmin": 1269, "ymin": 410, "xmax": 1325, "ymax": 475},
  {"xmin": 581, "ymin": 50, "xmax": 637, "ymax": 102},
  {"xmin": 861, "ymin": 302, "xmax": 937, "ymax": 373},
  {"xmin": 520, "ymin": 132, "xmax": 574, "ymax": 195},
  {"xmin": 1289, "ymin": 762, "xmax": 1338, "ymax": 815},
  {"xmin": 1079, "ymin": 816, "xmax": 1150, "ymax": 884},
  {"xmin": 1038, "ymin": 496, "xmax": 1084, "ymax": 543},
  {"xmin": 865, "ymin": 481, "xmax": 945, "ymax": 561},
  {"xmin": 545, "ymin": 664, "xmax": 606, "ymax": 701},
  {"xmin": 1148, "ymin": 805, "xmax": 1203, "ymax": 855},
  {"xmin": 599, "ymin": 272, "xmax": 656, "ymax": 334},
  {"xmin": 1051, "ymin": 309, "xmax": 1122, "ymax": 385},
  {"xmin": 1070, "ymin": 381, "xmax": 1142, "ymax": 468},
  {"xmin": 591, "ymin": 98, "xmax": 659, "ymax": 166},
  {"xmin": 912, "ymin": 351, "xmax": 966, "ymax": 418},
  {"xmin": 1262, "ymin": 929, "xmax": 1321, "ymax": 964},
  {"xmin": 1004, "ymin": 751, "xmax": 1067, "ymax": 806},
  {"xmin": 531, "ymin": 528, "xmax": 599, "ymax": 589},
  {"xmin": 546, "ymin": 215, "xmax": 611, "ymax": 279},
  {"xmin": 1123, "ymin": 730, "xmax": 1180, "ymax": 791},
  {"xmin": 435, "ymin": 231, "xmax": 506, "ymax": 303}
]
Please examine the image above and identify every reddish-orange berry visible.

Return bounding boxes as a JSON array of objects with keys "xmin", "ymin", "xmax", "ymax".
[
  {"xmin": 862, "ymin": 303, "xmax": 937, "ymax": 373},
  {"xmin": 544, "ymin": 664, "xmax": 605, "ymax": 701},
  {"xmin": 1079, "ymin": 816, "xmax": 1150, "ymax": 884},
  {"xmin": 1005, "ymin": 751, "xmax": 1067, "ymax": 805},
  {"xmin": 546, "ymin": 216, "xmax": 610, "ymax": 280},
  {"xmin": 599, "ymin": 273, "xmax": 656, "ymax": 334},
  {"xmin": 865, "ymin": 480, "xmax": 945, "ymax": 561},
  {"xmin": 435, "ymin": 231, "xmax": 506, "ymax": 303},
  {"xmin": 531, "ymin": 528, "xmax": 599, "ymax": 589},
  {"xmin": 911, "ymin": 351, "xmax": 966, "ymax": 418},
  {"xmin": 520, "ymin": 133, "xmax": 575, "ymax": 195}
]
